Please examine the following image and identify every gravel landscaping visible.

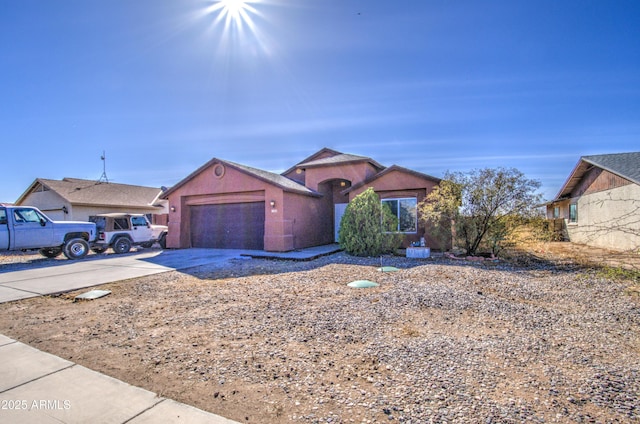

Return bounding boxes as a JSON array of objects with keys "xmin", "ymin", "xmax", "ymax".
[{"xmin": 0, "ymin": 248, "xmax": 639, "ymax": 423}]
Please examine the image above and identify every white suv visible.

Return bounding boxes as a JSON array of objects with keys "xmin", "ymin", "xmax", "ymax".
[{"xmin": 90, "ymin": 213, "xmax": 167, "ymax": 254}]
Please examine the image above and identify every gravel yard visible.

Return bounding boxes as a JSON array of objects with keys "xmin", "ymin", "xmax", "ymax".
[{"xmin": 0, "ymin": 248, "xmax": 639, "ymax": 423}]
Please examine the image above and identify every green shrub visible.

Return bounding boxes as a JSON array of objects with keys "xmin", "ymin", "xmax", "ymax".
[{"xmin": 338, "ymin": 188, "xmax": 403, "ymax": 256}]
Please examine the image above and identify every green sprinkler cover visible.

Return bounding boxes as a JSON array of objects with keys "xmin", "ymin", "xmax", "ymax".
[
  {"xmin": 378, "ymin": 266, "xmax": 399, "ymax": 272},
  {"xmin": 347, "ymin": 280, "xmax": 379, "ymax": 288}
]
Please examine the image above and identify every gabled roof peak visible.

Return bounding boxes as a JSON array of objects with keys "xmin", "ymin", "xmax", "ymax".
[
  {"xmin": 282, "ymin": 147, "xmax": 385, "ymax": 175},
  {"xmin": 553, "ymin": 151, "xmax": 640, "ymax": 200},
  {"xmin": 161, "ymin": 157, "xmax": 319, "ymax": 199}
]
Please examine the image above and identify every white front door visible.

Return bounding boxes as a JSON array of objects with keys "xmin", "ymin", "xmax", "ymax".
[{"xmin": 334, "ymin": 203, "xmax": 348, "ymax": 242}]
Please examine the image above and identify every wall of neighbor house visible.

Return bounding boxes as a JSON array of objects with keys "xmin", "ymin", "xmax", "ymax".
[
  {"xmin": 566, "ymin": 184, "xmax": 640, "ymax": 251},
  {"xmin": 546, "ymin": 199, "xmax": 570, "ymax": 219},
  {"xmin": 165, "ymin": 161, "xmax": 294, "ymax": 251},
  {"xmin": 18, "ymin": 190, "xmax": 70, "ymax": 221},
  {"xmin": 304, "ymin": 162, "xmax": 379, "ymax": 192},
  {"xmin": 284, "ymin": 191, "xmax": 334, "ymax": 249},
  {"xmin": 347, "ymin": 170, "xmax": 446, "ymax": 250}
]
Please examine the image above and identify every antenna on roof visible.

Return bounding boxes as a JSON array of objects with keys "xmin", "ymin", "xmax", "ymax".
[{"xmin": 98, "ymin": 151, "xmax": 109, "ymax": 183}]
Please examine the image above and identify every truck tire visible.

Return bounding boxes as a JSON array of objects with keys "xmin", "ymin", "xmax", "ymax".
[
  {"xmin": 63, "ymin": 238, "xmax": 90, "ymax": 260},
  {"xmin": 158, "ymin": 233, "xmax": 167, "ymax": 249},
  {"xmin": 39, "ymin": 247, "xmax": 63, "ymax": 258},
  {"xmin": 113, "ymin": 236, "xmax": 132, "ymax": 254}
]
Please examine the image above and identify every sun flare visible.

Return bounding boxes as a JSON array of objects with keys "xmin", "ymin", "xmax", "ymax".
[
  {"xmin": 208, "ymin": 0, "xmax": 258, "ymax": 28},
  {"xmin": 200, "ymin": 0, "xmax": 270, "ymax": 58},
  {"xmin": 221, "ymin": 0, "xmax": 247, "ymax": 18}
]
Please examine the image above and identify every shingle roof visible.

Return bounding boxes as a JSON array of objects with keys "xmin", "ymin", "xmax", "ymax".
[
  {"xmin": 16, "ymin": 178, "xmax": 165, "ymax": 208},
  {"xmin": 223, "ymin": 160, "xmax": 318, "ymax": 195},
  {"xmin": 298, "ymin": 153, "xmax": 384, "ymax": 170},
  {"xmin": 582, "ymin": 152, "xmax": 640, "ymax": 185},
  {"xmin": 553, "ymin": 151, "xmax": 640, "ymax": 200}
]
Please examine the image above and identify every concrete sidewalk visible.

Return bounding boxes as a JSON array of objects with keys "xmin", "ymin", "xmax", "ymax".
[{"xmin": 0, "ymin": 334, "xmax": 240, "ymax": 424}]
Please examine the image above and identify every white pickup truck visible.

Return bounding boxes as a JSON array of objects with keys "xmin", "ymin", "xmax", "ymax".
[{"xmin": 0, "ymin": 206, "xmax": 97, "ymax": 259}]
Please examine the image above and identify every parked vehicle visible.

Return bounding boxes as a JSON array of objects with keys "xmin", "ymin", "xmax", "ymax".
[
  {"xmin": 89, "ymin": 213, "xmax": 168, "ymax": 254},
  {"xmin": 0, "ymin": 206, "xmax": 97, "ymax": 259}
]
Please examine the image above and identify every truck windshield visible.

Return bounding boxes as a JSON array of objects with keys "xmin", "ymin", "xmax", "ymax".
[{"xmin": 14, "ymin": 209, "xmax": 48, "ymax": 224}]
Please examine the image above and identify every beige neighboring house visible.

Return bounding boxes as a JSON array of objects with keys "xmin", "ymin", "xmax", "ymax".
[
  {"xmin": 546, "ymin": 152, "xmax": 640, "ymax": 252},
  {"xmin": 15, "ymin": 178, "xmax": 169, "ymax": 224}
]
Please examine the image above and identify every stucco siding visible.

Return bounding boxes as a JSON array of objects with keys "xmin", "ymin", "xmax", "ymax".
[
  {"xmin": 283, "ymin": 192, "xmax": 333, "ymax": 249},
  {"xmin": 567, "ymin": 184, "xmax": 640, "ymax": 251},
  {"xmin": 305, "ymin": 162, "xmax": 378, "ymax": 192},
  {"xmin": 20, "ymin": 191, "xmax": 69, "ymax": 220}
]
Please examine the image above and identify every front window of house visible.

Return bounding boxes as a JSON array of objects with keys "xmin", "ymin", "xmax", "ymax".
[
  {"xmin": 553, "ymin": 206, "xmax": 560, "ymax": 218},
  {"xmin": 382, "ymin": 198, "xmax": 417, "ymax": 233},
  {"xmin": 569, "ymin": 203, "xmax": 577, "ymax": 223}
]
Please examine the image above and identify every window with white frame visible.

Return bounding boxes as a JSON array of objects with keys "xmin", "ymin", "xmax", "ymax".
[{"xmin": 381, "ymin": 198, "xmax": 417, "ymax": 233}]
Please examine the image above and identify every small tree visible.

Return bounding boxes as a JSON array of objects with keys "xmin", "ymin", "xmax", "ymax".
[
  {"xmin": 339, "ymin": 188, "xmax": 403, "ymax": 256},
  {"xmin": 419, "ymin": 168, "xmax": 543, "ymax": 256}
]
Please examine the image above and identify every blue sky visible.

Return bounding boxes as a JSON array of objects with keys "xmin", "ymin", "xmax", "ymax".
[{"xmin": 1, "ymin": 0, "xmax": 639, "ymax": 203}]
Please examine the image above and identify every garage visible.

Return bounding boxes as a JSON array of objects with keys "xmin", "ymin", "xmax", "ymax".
[{"xmin": 190, "ymin": 202, "xmax": 265, "ymax": 249}]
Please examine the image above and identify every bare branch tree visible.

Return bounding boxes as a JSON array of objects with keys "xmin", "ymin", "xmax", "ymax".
[{"xmin": 419, "ymin": 168, "xmax": 543, "ymax": 256}]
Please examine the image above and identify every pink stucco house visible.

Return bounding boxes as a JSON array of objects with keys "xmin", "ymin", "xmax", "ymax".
[{"xmin": 161, "ymin": 148, "xmax": 442, "ymax": 252}]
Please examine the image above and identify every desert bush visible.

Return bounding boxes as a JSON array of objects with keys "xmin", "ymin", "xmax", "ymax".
[
  {"xmin": 339, "ymin": 188, "xmax": 403, "ymax": 256},
  {"xmin": 419, "ymin": 168, "xmax": 543, "ymax": 256}
]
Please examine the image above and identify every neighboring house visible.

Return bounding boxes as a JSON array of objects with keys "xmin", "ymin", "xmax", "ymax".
[
  {"xmin": 546, "ymin": 152, "xmax": 640, "ymax": 251},
  {"xmin": 161, "ymin": 148, "xmax": 443, "ymax": 252},
  {"xmin": 15, "ymin": 178, "xmax": 169, "ymax": 224}
]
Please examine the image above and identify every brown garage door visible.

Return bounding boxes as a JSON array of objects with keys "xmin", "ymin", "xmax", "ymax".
[{"xmin": 190, "ymin": 202, "xmax": 265, "ymax": 249}]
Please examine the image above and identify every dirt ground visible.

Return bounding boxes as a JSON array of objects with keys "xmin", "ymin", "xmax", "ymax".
[{"xmin": 0, "ymin": 243, "xmax": 638, "ymax": 423}]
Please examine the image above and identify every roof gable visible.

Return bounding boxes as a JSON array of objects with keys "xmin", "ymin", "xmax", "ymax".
[
  {"xmin": 161, "ymin": 158, "xmax": 318, "ymax": 199},
  {"xmin": 583, "ymin": 152, "xmax": 640, "ymax": 185},
  {"xmin": 344, "ymin": 165, "xmax": 441, "ymax": 194},
  {"xmin": 224, "ymin": 160, "xmax": 318, "ymax": 196},
  {"xmin": 281, "ymin": 147, "xmax": 385, "ymax": 176},
  {"xmin": 554, "ymin": 151, "xmax": 640, "ymax": 200}
]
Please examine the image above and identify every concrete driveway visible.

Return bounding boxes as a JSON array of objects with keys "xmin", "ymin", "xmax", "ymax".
[{"xmin": 0, "ymin": 249, "xmax": 241, "ymax": 304}]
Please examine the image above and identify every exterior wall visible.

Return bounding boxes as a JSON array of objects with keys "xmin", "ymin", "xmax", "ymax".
[
  {"xmin": 348, "ymin": 170, "xmax": 446, "ymax": 250},
  {"xmin": 283, "ymin": 191, "xmax": 334, "ymax": 249},
  {"xmin": 566, "ymin": 184, "xmax": 640, "ymax": 251}
]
